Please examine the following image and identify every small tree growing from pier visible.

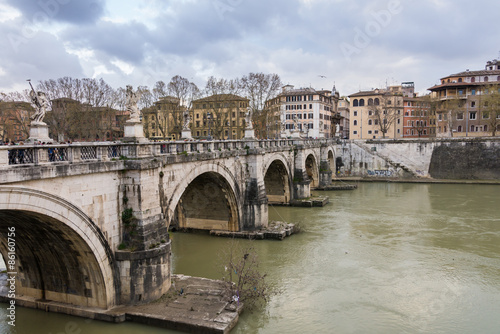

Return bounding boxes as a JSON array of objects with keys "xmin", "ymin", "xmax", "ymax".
[{"xmin": 220, "ymin": 240, "xmax": 273, "ymax": 310}]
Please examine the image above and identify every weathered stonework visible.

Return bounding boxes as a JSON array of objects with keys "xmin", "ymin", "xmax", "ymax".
[{"xmin": 0, "ymin": 138, "xmax": 335, "ymax": 310}]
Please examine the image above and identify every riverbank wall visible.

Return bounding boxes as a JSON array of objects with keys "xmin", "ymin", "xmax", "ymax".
[{"xmin": 336, "ymin": 137, "xmax": 500, "ymax": 180}]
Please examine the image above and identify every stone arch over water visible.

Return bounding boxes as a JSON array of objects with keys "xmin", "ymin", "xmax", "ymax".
[
  {"xmin": 167, "ymin": 162, "xmax": 242, "ymax": 232},
  {"xmin": 263, "ymin": 158, "xmax": 292, "ymax": 204},
  {"xmin": 305, "ymin": 153, "xmax": 319, "ymax": 188},
  {"xmin": 0, "ymin": 187, "xmax": 117, "ymax": 309}
]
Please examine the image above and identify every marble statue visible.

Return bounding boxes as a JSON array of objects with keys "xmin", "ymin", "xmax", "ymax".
[
  {"xmin": 335, "ymin": 123, "xmax": 340, "ymax": 136},
  {"xmin": 182, "ymin": 108, "xmax": 191, "ymax": 130},
  {"xmin": 245, "ymin": 107, "xmax": 253, "ymax": 129},
  {"xmin": 292, "ymin": 114, "xmax": 299, "ymax": 131},
  {"xmin": 29, "ymin": 90, "xmax": 51, "ymax": 123},
  {"xmin": 126, "ymin": 85, "xmax": 141, "ymax": 121}
]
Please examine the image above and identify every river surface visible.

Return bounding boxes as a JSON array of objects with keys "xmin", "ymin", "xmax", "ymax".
[{"xmin": 2, "ymin": 183, "xmax": 500, "ymax": 333}]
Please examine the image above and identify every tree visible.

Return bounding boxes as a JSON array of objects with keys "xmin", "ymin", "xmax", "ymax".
[
  {"xmin": 440, "ymin": 96, "xmax": 463, "ymax": 137},
  {"xmin": 38, "ymin": 77, "xmax": 123, "ymax": 141},
  {"xmin": 481, "ymin": 84, "xmax": 500, "ymax": 136},
  {"xmin": 370, "ymin": 93, "xmax": 402, "ymax": 138},
  {"xmin": 0, "ymin": 100, "xmax": 32, "ymax": 142},
  {"xmin": 203, "ymin": 76, "xmax": 243, "ymax": 139},
  {"xmin": 241, "ymin": 73, "xmax": 282, "ymax": 139},
  {"xmin": 220, "ymin": 240, "xmax": 273, "ymax": 310},
  {"xmin": 410, "ymin": 96, "xmax": 431, "ymax": 137}
]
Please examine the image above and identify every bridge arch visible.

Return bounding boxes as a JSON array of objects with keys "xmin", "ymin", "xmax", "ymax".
[
  {"xmin": 327, "ymin": 147, "xmax": 336, "ymax": 172},
  {"xmin": 263, "ymin": 153, "xmax": 293, "ymax": 204},
  {"xmin": 167, "ymin": 162, "xmax": 242, "ymax": 231},
  {"xmin": 304, "ymin": 150, "xmax": 320, "ymax": 188},
  {"xmin": 0, "ymin": 187, "xmax": 117, "ymax": 309}
]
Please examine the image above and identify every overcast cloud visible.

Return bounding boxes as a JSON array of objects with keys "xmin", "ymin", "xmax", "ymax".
[{"xmin": 1, "ymin": 0, "xmax": 500, "ymax": 96}]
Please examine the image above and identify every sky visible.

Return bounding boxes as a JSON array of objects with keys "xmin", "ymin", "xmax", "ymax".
[{"xmin": 1, "ymin": 0, "xmax": 500, "ymax": 98}]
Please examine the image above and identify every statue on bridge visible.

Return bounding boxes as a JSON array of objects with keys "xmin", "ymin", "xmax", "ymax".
[
  {"xmin": 28, "ymin": 80, "xmax": 51, "ymax": 124},
  {"xmin": 245, "ymin": 107, "xmax": 253, "ymax": 130},
  {"xmin": 182, "ymin": 108, "xmax": 191, "ymax": 131},
  {"xmin": 29, "ymin": 90, "xmax": 51, "ymax": 123},
  {"xmin": 126, "ymin": 85, "xmax": 142, "ymax": 122}
]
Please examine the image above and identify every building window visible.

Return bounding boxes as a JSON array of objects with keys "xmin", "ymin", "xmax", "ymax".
[
  {"xmin": 484, "ymin": 76, "xmax": 489, "ymax": 82},
  {"xmin": 353, "ymin": 99, "xmax": 359, "ymax": 107},
  {"xmin": 368, "ymin": 110, "xmax": 373, "ymax": 116},
  {"xmin": 368, "ymin": 130, "xmax": 372, "ymax": 134},
  {"xmin": 458, "ymin": 78, "xmax": 462, "ymax": 82},
  {"xmin": 374, "ymin": 98, "xmax": 380, "ymax": 105},
  {"xmin": 353, "ymin": 111, "xmax": 358, "ymax": 116},
  {"xmin": 456, "ymin": 112, "xmax": 463, "ymax": 120},
  {"xmin": 484, "ymin": 125, "xmax": 488, "ymax": 132},
  {"xmin": 471, "ymin": 101, "xmax": 476, "ymax": 108},
  {"xmin": 353, "ymin": 130, "xmax": 358, "ymax": 135},
  {"xmin": 309, "ymin": 104, "xmax": 313, "ymax": 109},
  {"xmin": 353, "ymin": 120, "xmax": 358, "ymax": 126},
  {"xmin": 309, "ymin": 113, "xmax": 313, "ymax": 119},
  {"xmin": 359, "ymin": 99, "xmax": 365, "ymax": 106},
  {"xmin": 368, "ymin": 120, "xmax": 372, "ymax": 125},
  {"xmin": 374, "ymin": 130, "xmax": 379, "ymax": 134},
  {"xmin": 483, "ymin": 112, "xmax": 489, "ymax": 119},
  {"xmin": 471, "ymin": 77, "xmax": 476, "ymax": 83},
  {"xmin": 397, "ymin": 119, "xmax": 400, "ymax": 124},
  {"xmin": 471, "ymin": 89, "xmax": 476, "ymax": 95},
  {"xmin": 457, "ymin": 125, "xmax": 462, "ymax": 132},
  {"xmin": 470, "ymin": 112, "xmax": 476, "ymax": 120},
  {"xmin": 471, "ymin": 125, "xmax": 475, "ymax": 132},
  {"xmin": 397, "ymin": 129, "xmax": 400, "ymax": 134},
  {"xmin": 368, "ymin": 98, "xmax": 373, "ymax": 106}
]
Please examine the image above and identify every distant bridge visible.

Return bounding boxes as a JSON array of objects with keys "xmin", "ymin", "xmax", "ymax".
[{"xmin": 0, "ymin": 138, "xmax": 337, "ymax": 310}]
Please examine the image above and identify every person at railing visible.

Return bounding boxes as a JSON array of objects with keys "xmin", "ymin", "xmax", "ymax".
[{"xmin": 48, "ymin": 148, "xmax": 55, "ymax": 162}]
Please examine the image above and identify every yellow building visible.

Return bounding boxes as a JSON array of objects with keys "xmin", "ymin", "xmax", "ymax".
[
  {"xmin": 142, "ymin": 96, "xmax": 183, "ymax": 140},
  {"xmin": 428, "ymin": 59, "xmax": 500, "ymax": 137},
  {"xmin": 191, "ymin": 94, "xmax": 249, "ymax": 140},
  {"xmin": 348, "ymin": 86, "xmax": 404, "ymax": 139}
]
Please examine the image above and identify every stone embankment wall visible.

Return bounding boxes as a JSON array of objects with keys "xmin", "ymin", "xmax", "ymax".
[{"xmin": 337, "ymin": 138, "xmax": 500, "ymax": 180}]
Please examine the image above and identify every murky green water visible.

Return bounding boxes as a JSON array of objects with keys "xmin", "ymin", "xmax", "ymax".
[{"xmin": 2, "ymin": 183, "xmax": 500, "ymax": 333}]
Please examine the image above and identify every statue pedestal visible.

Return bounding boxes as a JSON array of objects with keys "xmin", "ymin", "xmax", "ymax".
[
  {"xmin": 27, "ymin": 122, "xmax": 53, "ymax": 143},
  {"xmin": 244, "ymin": 129, "xmax": 255, "ymax": 139},
  {"xmin": 291, "ymin": 130, "xmax": 302, "ymax": 138},
  {"xmin": 123, "ymin": 121, "xmax": 148, "ymax": 143},
  {"xmin": 181, "ymin": 129, "xmax": 192, "ymax": 140}
]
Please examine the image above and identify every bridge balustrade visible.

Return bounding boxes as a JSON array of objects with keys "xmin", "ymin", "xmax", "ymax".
[{"xmin": 0, "ymin": 138, "xmax": 334, "ymax": 167}]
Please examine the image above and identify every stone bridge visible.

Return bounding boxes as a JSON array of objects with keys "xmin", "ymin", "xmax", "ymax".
[{"xmin": 0, "ymin": 138, "xmax": 337, "ymax": 311}]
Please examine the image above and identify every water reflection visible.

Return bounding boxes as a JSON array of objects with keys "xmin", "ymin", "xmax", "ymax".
[{"xmin": 2, "ymin": 183, "xmax": 500, "ymax": 334}]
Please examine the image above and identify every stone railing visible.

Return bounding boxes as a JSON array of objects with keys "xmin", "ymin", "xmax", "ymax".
[{"xmin": 0, "ymin": 138, "xmax": 336, "ymax": 167}]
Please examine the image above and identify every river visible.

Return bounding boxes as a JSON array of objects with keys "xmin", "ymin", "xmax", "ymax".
[{"xmin": 2, "ymin": 182, "xmax": 500, "ymax": 333}]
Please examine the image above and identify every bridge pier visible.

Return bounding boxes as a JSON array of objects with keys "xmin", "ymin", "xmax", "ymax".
[
  {"xmin": 319, "ymin": 145, "xmax": 333, "ymax": 188},
  {"xmin": 242, "ymin": 153, "xmax": 268, "ymax": 230},
  {"xmin": 293, "ymin": 145, "xmax": 312, "ymax": 199},
  {"xmin": 117, "ymin": 169, "xmax": 172, "ymax": 304}
]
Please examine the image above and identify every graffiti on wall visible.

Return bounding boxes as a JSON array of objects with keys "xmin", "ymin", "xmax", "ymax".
[{"xmin": 367, "ymin": 169, "xmax": 394, "ymax": 177}]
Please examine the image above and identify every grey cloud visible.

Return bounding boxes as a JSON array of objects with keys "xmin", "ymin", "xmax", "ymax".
[
  {"xmin": 0, "ymin": 19, "xmax": 83, "ymax": 90},
  {"xmin": 5, "ymin": 0, "xmax": 105, "ymax": 25},
  {"xmin": 63, "ymin": 21, "xmax": 151, "ymax": 64}
]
